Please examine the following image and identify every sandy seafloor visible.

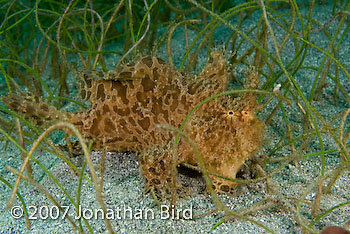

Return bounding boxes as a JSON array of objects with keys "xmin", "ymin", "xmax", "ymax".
[{"xmin": 1, "ymin": 2, "xmax": 350, "ymax": 234}]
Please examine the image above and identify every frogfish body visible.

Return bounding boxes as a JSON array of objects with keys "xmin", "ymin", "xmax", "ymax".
[{"xmin": 2, "ymin": 51, "xmax": 264, "ymax": 195}]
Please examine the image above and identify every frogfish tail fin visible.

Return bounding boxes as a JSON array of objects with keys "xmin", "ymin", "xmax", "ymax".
[{"xmin": 1, "ymin": 93, "xmax": 69, "ymax": 128}]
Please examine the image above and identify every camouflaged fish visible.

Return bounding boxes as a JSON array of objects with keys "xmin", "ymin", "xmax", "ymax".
[{"xmin": 2, "ymin": 51, "xmax": 264, "ymax": 195}]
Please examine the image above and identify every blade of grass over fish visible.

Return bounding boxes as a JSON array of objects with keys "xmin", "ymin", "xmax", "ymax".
[
  {"xmin": 176, "ymin": 89, "xmax": 291, "ymax": 144},
  {"xmin": 159, "ymin": 124, "xmax": 277, "ymax": 234}
]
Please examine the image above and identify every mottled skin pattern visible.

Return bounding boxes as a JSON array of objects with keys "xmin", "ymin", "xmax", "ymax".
[{"xmin": 2, "ymin": 51, "xmax": 264, "ymax": 195}]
